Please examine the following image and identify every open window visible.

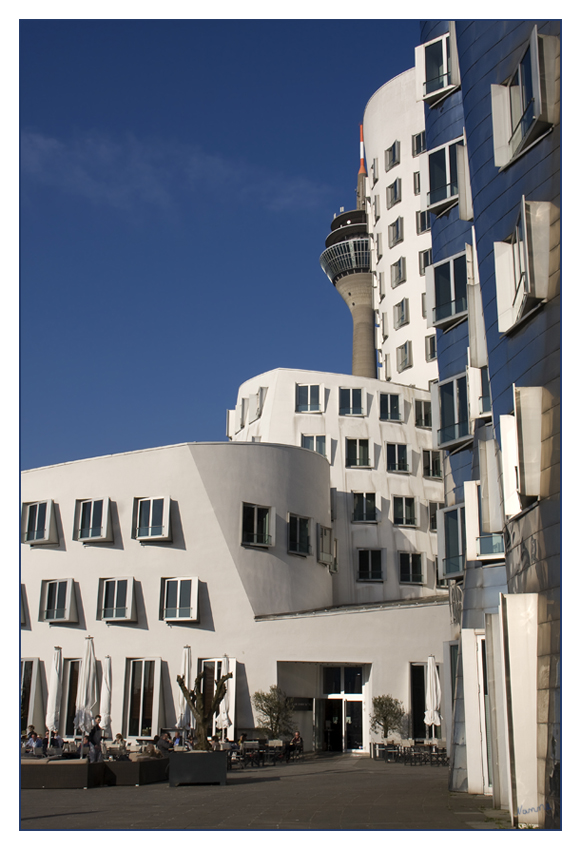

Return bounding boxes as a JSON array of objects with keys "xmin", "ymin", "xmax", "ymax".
[
  {"xmin": 39, "ymin": 579, "xmax": 78, "ymax": 623},
  {"xmin": 437, "ymin": 504, "xmax": 466, "ymax": 580},
  {"xmin": 464, "ymin": 480, "xmax": 505, "ymax": 561},
  {"xmin": 390, "ymin": 257, "xmax": 406, "ymax": 288},
  {"xmin": 415, "ymin": 22, "xmax": 461, "ymax": 105},
  {"xmin": 393, "ymin": 297, "xmax": 409, "ymax": 329},
  {"xmin": 74, "ymin": 497, "xmax": 113, "ymax": 543},
  {"xmin": 491, "ymin": 25, "xmax": 559, "ymax": 168},
  {"xmin": 317, "ymin": 524, "xmax": 334, "ymax": 565},
  {"xmin": 499, "ymin": 385, "xmax": 546, "ymax": 517},
  {"xmin": 248, "ymin": 387, "xmax": 267, "ymax": 423},
  {"xmin": 386, "ymin": 177, "xmax": 402, "ymax": 209},
  {"xmin": 396, "ymin": 341, "xmax": 413, "ymax": 373},
  {"xmin": 384, "ymin": 140, "xmax": 400, "ymax": 172},
  {"xmin": 494, "ymin": 196, "xmax": 551, "ymax": 333},
  {"xmin": 21, "ymin": 500, "xmax": 58, "ymax": 545},
  {"xmin": 97, "ymin": 577, "xmax": 137, "ymax": 622},
  {"xmin": 133, "ymin": 496, "xmax": 171, "ymax": 542},
  {"xmin": 388, "ymin": 217, "xmax": 404, "ymax": 248}
]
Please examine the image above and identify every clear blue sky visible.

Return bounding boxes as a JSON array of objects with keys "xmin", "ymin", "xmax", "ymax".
[{"xmin": 20, "ymin": 18, "xmax": 422, "ymax": 470}]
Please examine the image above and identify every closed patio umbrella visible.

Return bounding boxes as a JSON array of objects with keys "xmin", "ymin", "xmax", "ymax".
[
  {"xmin": 99, "ymin": 656, "xmax": 112, "ymax": 739},
  {"xmin": 217, "ymin": 655, "xmax": 232, "ymax": 740},
  {"xmin": 45, "ymin": 646, "xmax": 62, "ymax": 732},
  {"xmin": 176, "ymin": 645, "xmax": 192, "ymax": 730},
  {"xmin": 74, "ymin": 636, "xmax": 98, "ymax": 734},
  {"xmin": 424, "ymin": 655, "xmax": 441, "ymax": 740}
]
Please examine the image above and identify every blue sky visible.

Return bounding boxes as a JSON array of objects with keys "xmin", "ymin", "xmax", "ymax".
[{"xmin": 20, "ymin": 17, "xmax": 423, "ymax": 470}]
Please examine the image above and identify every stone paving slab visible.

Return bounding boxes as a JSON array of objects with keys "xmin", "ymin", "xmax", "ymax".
[{"xmin": 21, "ymin": 754, "xmax": 514, "ymax": 831}]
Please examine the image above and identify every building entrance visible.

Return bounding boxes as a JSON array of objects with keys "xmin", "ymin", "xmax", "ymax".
[{"xmin": 314, "ymin": 666, "xmax": 364, "ymax": 752}]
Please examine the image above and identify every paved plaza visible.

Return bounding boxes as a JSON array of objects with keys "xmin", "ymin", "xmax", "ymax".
[{"xmin": 21, "ymin": 754, "xmax": 514, "ymax": 831}]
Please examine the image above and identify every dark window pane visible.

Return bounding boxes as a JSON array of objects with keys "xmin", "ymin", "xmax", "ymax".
[
  {"xmin": 453, "ymin": 255, "xmax": 467, "ymax": 312},
  {"xmin": 151, "ymin": 499, "xmax": 164, "ymax": 535},
  {"xmin": 165, "ymin": 580, "xmax": 178, "ymax": 615},
  {"xmin": 80, "ymin": 502, "xmax": 92, "ymax": 538},
  {"xmin": 425, "ymin": 39, "xmax": 444, "ymax": 94},
  {"xmin": 91, "ymin": 500, "xmax": 103, "ymax": 537},
  {"xmin": 310, "ymin": 385, "xmax": 320, "ymax": 411},
  {"xmin": 129, "ymin": 661, "xmax": 143, "ymax": 737},
  {"xmin": 339, "ymin": 388, "xmax": 351, "ymax": 415},
  {"xmin": 138, "ymin": 500, "xmax": 150, "ymax": 536},
  {"xmin": 344, "ymin": 667, "xmax": 363, "ymax": 694},
  {"xmin": 141, "ymin": 661, "xmax": 155, "ymax": 736},
  {"xmin": 323, "ymin": 667, "xmax": 341, "ymax": 694}
]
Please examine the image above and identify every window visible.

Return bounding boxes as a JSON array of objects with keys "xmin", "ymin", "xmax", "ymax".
[
  {"xmin": 437, "ymin": 505, "xmax": 466, "ymax": 579},
  {"xmin": 40, "ymin": 579, "xmax": 77, "ymax": 623},
  {"xmin": 301, "ymin": 434, "xmax": 326, "ymax": 456},
  {"xmin": 419, "ymin": 248, "xmax": 432, "ymax": 276},
  {"xmin": 416, "ymin": 210, "xmax": 430, "ymax": 234},
  {"xmin": 479, "ymin": 367, "xmax": 491, "ymax": 415},
  {"xmin": 415, "ymin": 25, "xmax": 460, "ymax": 105},
  {"xmin": 339, "ymin": 387, "xmax": 363, "ymax": 416},
  {"xmin": 423, "ymin": 449, "xmax": 442, "ymax": 478},
  {"xmin": 393, "ymin": 298, "xmax": 409, "ymax": 329},
  {"xmin": 358, "ymin": 550, "xmax": 382, "ymax": 581},
  {"xmin": 388, "ymin": 217, "xmax": 404, "ymax": 247},
  {"xmin": 162, "ymin": 577, "xmax": 199, "ymax": 621},
  {"xmin": 385, "ymin": 141, "xmax": 400, "ymax": 171},
  {"xmin": 394, "ymin": 497, "xmax": 416, "ymax": 527},
  {"xmin": 248, "ymin": 387, "xmax": 267, "ymax": 423},
  {"xmin": 379, "ymin": 392, "xmax": 401, "ymax": 421},
  {"xmin": 75, "ymin": 498, "xmax": 112, "ymax": 542},
  {"xmin": 21, "ymin": 500, "xmax": 57, "ymax": 545},
  {"xmin": 317, "ymin": 525, "xmax": 334, "ymax": 565},
  {"xmin": 396, "ymin": 341, "xmax": 413, "ymax": 373},
  {"xmin": 425, "ymin": 335, "xmax": 437, "ymax": 361},
  {"xmin": 412, "ymin": 131, "xmax": 426, "ymax": 156},
  {"xmin": 288, "ymin": 514, "xmax": 310, "ymax": 556},
  {"xmin": 370, "ymin": 157, "xmax": 379, "ymax": 185},
  {"xmin": 391, "ymin": 257, "xmax": 406, "ymax": 288},
  {"xmin": 99, "ymin": 577, "xmax": 135, "ymax": 621},
  {"xmin": 494, "ymin": 197, "xmax": 551, "ymax": 333},
  {"xmin": 437, "ymin": 373, "xmax": 470, "ymax": 446},
  {"xmin": 491, "ymin": 26, "xmax": 559, "ymax": 168},
  {"xmin": 378, "ymin": 271, "xmax": 386, "ymax": 300},
  {"xmin": 386, "ymin": 177, "xmax": 402, "ymax": 209},
  {"xmin": 413, "ymin": 171, "xmax": 421, "ymax": 195},
  {"xmin": 421, "ymin": 292, "xmax": 427, "ymax": 318},
  {"xmin": 134, "ymin": 497, "xmax": 171, "ymax": 541},
  {"xmin": 424, "ymin": 138, "xmax": 463, "ymax": 213},
  {"xmin": 376, "ymin": 231, "xmax": 383, "ymax": 260},
  {"xmin": 242, "ymin": 503, "xmax": 273, "ymax": 546},
  {"xmin": 352, "ymin": 492, "xmax": 376, "ymax": 522},
  {"xmin": 415, "ymin": 399, "xmax": 432, "ymax": 428},
  {"xmin": 126, "ymin": 658, "xmax": 161, "ymax": 738},
  {"xmin": 373, "ymin": 194, "xmax": 381, "ymax": 222},
  {"xmin": 381, "ymin": 312, "xmax": 389, "ymax": 340},
  {"xmin": 399, "ymin": 553, "xmax": 423, "ymax": 583},
  {"xmin": 386, "ymin": 443, "xmax": 408, "ymax": 473},
  {"xmin": 346, "ymin": 438, "xmax": 370, "ymax": 468},
  {"xmin": 296, "ymin": 383, "xmax": 321, "ymax": 413},
  {"xmin": 499, "ymin": 385, "xmax": 545, "ymax": 515},
  {"xmin": 429, "ymin": 501, "xmax": 445, "ymax": 532},
  {"xmin": 383, "ymin": 354, "xmax": 391, "ymax": 381},
  {"xmin": 428, "ymin": 250, "xmax": 469, "ymax": 328}
]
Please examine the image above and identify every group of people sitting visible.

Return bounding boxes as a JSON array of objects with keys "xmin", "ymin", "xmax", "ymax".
[{"xmin": 22, "ymin": 725, "xmax": 65, "ymax": 757}]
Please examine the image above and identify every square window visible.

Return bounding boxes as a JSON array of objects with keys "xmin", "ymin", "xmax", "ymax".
[
  {"xmin": 396, "ymin": 341, "xmax": 413, "ymax": 373},
  {"xmin": 379, "ymin": 393, "xmax": 400, "ymax": 421},
  {"xmin": 415, "ymin": 25, "xmax": 460, "ymax": 105},
  {"xmin": 412, "ymin": 131, "xmax": 426, "ymax": 157},
  {"xmin": 386, "ymin": 177, "xmax": 402, "ymax": 209},
  {"xmin": 99, "ymin": 577, "xmax": 136, "ymax": 622},
  {"xmin": 301, "ymin": 434, "xmax": 326, "ymax": 456},
  {"xmin": 390, "ymin": 257, "xmax": 406, "ymax": 288},
  {"xmin": 242, "ymin": 502, "xmax": 273, "ymax": 547},
  {"xmin": 288, "ymin": 514, "xmax": 310, "ymax": 556},
  {"xmin": 419, "ymin": 249, "xmax": 432, "ymax": 277},
  {"xmin": 394, "ymin": 496, "xmax": 416, "ymax": 527},
  {"xmin": 425, "ymin": 335, "xmax": 437, "ymax": 361},
  {"xmin": 393, "ymin": 298, "xmax": 409, "ymax": 329},
  {"xmin": 40, "ymin": 578, "xmax": 77, "ymax": 623},
  {"xmin": 134, "ymin": 497, "xmax": 171, "ymax": 541},
  {"xmin": 296, "ymin": 383, "xmax": 322, "ymax": 413},
  {"xmin": 423, "ymin": 449, "xmax": 442, "ymax": 478},
  {"xmin": 399, "ymin": 553, "xmax": 423, "ymax": 583},
  {"xmin": 386, "ymin": 443, "xmax": 408, "ymax": 473},
  {"xmin": 339, "ymin": 387, "xmax": 364, "ymax": 416},
  {"xmin": 358, "ymin": 549, "xmax": 382, "ymax": 581},
  {"xmin": 21, "ymin": 500, "xmax": 58, "ymax": 545},
  {"xmin": 76, "ymin": 498, "xmax": 112, "ymax": 543},
  {"xmin": 353, "ymin": 492, "xmax": 376, "ymax": 522},
  {"xmin": 428, "ymin": 250, "xmax": 469, "ymax": 328},
  {"xmin": 388, "ymin": 217, "xmax": 404, "ymax": 248},
  {"xmin": 416, "ymin": 210, "xmax": 431, "ymax": 234},
  {"xmin": 425, "ymin": 139, "xmax": 463, "ymax": 213},
  {"xmin": 162, "ymin": 577, "xmax": 199, "ymax": 621},
  {"xmin": 346, "ymin": 438, "xmax": 370, "ymax": 468},
  {"xmin": 415, "ymin": 399, "xmax": 432, "ymax": 428},
  {"xmin": 384, "ymin": 141, "xmax": 400, "ymax": 172}
]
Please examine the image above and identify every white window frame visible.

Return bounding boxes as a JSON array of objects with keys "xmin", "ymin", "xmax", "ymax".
[
  {"xmin": 435, "ymin": 372, "xmax": 471, "ymax": 448},
  {"xmin": 248, "ymin": 387, "xmax": 267, "ymax": 423},
  {"xmin": 399, "ymin": 552, "xmax": 423, "ymax": 584},
  {"xmin": 98, "ymin": 576, "xmax": 136, "ymax": 622},
  {"xmin": 74, "ymin": 497, "xmax": 112, "ymax": 543},
  {"xmin": 317, "ymin": 524, "xmax": 334, "ymax": 565},
  {"xmin": 373, "ymin": 194, "xmax": 381, "ymax": 223},
  {"xmin": 376, "ymin": 231, "xmax": 383, "ymax": 260},
  {"xmin": 125, "ymin": 657, "xmax": 162, "ymax": 739},
  {"xmin": 345, "ymin": 438, "xmax": 371, "ymax": 468},
  {"xmin": 388, "ymin": 216, "xmax": 404, "ymax": 248},
  {"xmin": 394, "ymin": 496, "xmax": 417, "ymax": 527},
  {"xmin": 413, "ymin": 171, "xmax": 421, "ymax": 196},
  {"xmin": 412, "ymin": 130, "xmax": 426, "ymax": 157},
  {"xmin": 21, "ymin": 500, "xmax": 58, "ymax": 545},
  {"xmin": 415, "ymin": 23, "xmax": 461, "ymax": 106},
  {"xmin": 133, "ymin": 496, "xmax": 171, "ymax": 541},
  {"xmin": 386, "ymin": 177, "xmax": 402, "ymax": 209},
  {"xmin": 357, "ymin": 549, "xmax": 383, "ymax": 582},
  {"xmin": 381, "ymin": 312, "xmax": 389, "ymax": 341},
  {"xmin": 491, "ymin": 26, "xmax": 559, "ymax": 168},
  {"xmin": 386, "ymin": 442, "xmax": 409, "ymax": 474},
  {"xmin": 420, "ymin": 136, "xmax": 464, "ymax": 215},
  {"xmin": 39, "ymin": 578, "xmax": 78, "ymax": 623},
  {"xmin": 301, "ymin": 434, "xmax": 327, "ymax": 457},
  {"xmin": 421, "ymin": 291, "xmax": 427, "ymax": 318},
  {"xmin": 383, "ymin": 353, "xmax": 391, "ymax": 381},
  {"xmin": 378, "ymin": 271, "xmax": 386, "ymax": 301},
  {"xmin": 425, "ymin": 334, "xmax": 437, "ymax": 361},
  {"xmin": 296, "ymin": 383, "xmax": 323, "ymax": 413},
  {"xmin": 379, "ymin": 392, "xmax": 401, "ymax": 421},
  {"xmin": 396, "ymin": 341, "xmax": 413, "ymax": 373},
  {"xmin": 437, "ymin": 504, "xmax": 466, "ymax": 580},
  {"xmin": 425, "ymin": 246, "xmax": 471, "ymax": 330},
  {"xmin": 370, "ymin": 157, "xmax": 379, "ymax": 185},
  {"xmin": 384, "ymin": 140, "xmax": 400, "ymax": 172},
  {"xmin": 242, "ymin": 502, "xmax": 274, "ymax": 547},
  {"xmin": 416, "ymin": 209, "xmax": 431, "ymax": 234},
  {"xmin": 352, "ymin": 492, "xmax": 377, "ymax": 523},
  {"xmin": 494, "ymin": 196, "xmax": 551, "ymax": 333},
  {"xmin": 339, "ymin": 387, "xmax": 364, "ymax": 416},
  {"xmin": 288, "ymin": 513, "xmax": 311, "ymax": 556},
  {"xmin": 419, "ymin": 248, "xmax": 432, "ymax": 277},
  {"xmin": 423, "ymin": 449, "xmax": 442, "ymax": 479},
  {"xmin": 415, "ymin": 399, "xmax": 432, "ymax": 429},
  {"xmin": 393, "ymin": 297, "xmax": 409, "ymax": 329},
  {"xmin": 429, "ymin": 501, "xmax": 445, "ymax": 532},
  {"xmin": 390, "ymin": 257, "xmax": 406, "ymax": 288},
  {"xmin": 161, "ymin": 576, "xmax": 199, "ymax": 622}
]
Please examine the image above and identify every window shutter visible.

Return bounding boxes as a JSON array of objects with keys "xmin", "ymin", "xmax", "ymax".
[
  {"xmin": 457, "ymin": 141, "xmax": 473, "ymax": 221},
  {"xmin": 490, "ymin": 84, "xmax": 510, "ymax": 167},
  {"xmin": 493, "ymin": 241, "xmax": 514, "ymax": 332}
]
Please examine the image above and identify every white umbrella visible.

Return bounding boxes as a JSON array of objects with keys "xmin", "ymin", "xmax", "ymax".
[
  {"xmin": 74, "ymin": 636, "xmax": 98, "ymax": 734},
  {"xmin": 45, "ymin": 646, "xmax": 62, "ymax": 732},
  {"xmin": 99, "ymin": 656, "xmax": 112, "ymax": 739},
  {"xmin": 217, "ymin": 655, "xmax": 232, "ymax": 739},
  {"xmin": 176, "ymin": 645, "xmax": 192, "ymax": 730},
  {"xmin": 424, "ymin": 655, "xmax": 442, "ymax": 740}
]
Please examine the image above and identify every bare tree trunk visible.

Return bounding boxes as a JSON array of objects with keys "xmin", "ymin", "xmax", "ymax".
[{"xmin": 177, "ymin": 672, "xmax": 233, "ymax": 751}]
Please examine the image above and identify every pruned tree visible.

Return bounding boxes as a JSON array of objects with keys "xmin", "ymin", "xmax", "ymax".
[
  {"xmin": 177, "ymin": 670, "xmax": 233, "ymax": 750},
  {"xmin": 252, "ymin": 686, "xmax": 294, "ymax": 740},
  {"xmin": 370, "ymin": 694, "xmax": 405, "ymax": 740}
]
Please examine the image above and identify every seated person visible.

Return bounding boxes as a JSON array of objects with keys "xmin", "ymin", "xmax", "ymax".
[
  {"xmin": 156, "ymin": 732, "xmax": 173, "ymax": 754},
  {"xmin": 78, "ymin": 735, "xmax": 90, "ymax": 757},
  {"xmin": 285, "ymin": 731, "xmax": 303, "ymax": 762}
]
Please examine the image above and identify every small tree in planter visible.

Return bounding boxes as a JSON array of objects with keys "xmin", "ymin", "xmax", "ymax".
[
  {"xmin": 370, "ymin": 694, "xmax": 405, "ymax": 741},
  {"xmin": 252, "ymin": 686, "xmax": 294, "ymax": 739},
  {"xmin": 177, "ymin": 670, "xmax": 233, "ymax": 751}
]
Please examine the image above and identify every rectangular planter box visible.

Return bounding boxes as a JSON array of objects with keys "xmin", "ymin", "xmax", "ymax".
[
  {"xmin": 103, "ymin": 757, "xmax": 169, "ymax": 786},
  {"xmin": 21, "ymin": 758, "xmax": 105, "ymax": 789},
  {"xmin": 168, "ymin": 751, "xmax": 228, "ymax": 787}
]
